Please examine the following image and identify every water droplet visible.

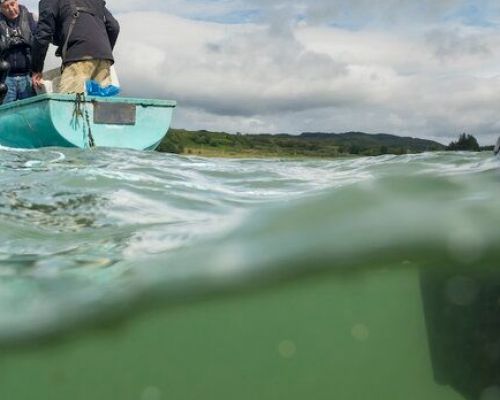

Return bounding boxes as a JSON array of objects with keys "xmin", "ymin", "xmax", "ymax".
[
  {"xmin": 278, "ymin": 340, "xmax": 296, "ymax": 358},
  {"xmin": 445, "ymin": 276, "xmax": 479, "ymax": 306},
  {"xmin": 351, "ymin": 324, "xmax": 370, "ymax": 341},
  {"xmin": 141, "ymin": 386, "xmax": 162, "ymax": 400}
]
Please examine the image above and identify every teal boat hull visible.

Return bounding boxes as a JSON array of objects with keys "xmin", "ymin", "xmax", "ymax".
[{"xmin": 0, "ymin": 94, "xmax": 176, "ymax": 150}]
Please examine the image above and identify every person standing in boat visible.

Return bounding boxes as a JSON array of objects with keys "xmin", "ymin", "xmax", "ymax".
[
  {"xmin": 31, "ymin": 0, "xmax": 119, "ymax": 93},
  {"xmin": 0, "ymin": 0, "xmax": 37, "ymax": 104}
]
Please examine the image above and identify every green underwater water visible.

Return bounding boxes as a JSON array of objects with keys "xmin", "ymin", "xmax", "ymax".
[{"xmin": 0, "ymin": 148, "xmax": 498, "ymax": 399}]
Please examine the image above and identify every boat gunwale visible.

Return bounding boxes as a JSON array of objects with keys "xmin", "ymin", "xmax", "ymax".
[{"xmin": 0, "ymin": 93, "xmax": 177, "ymax": 112}]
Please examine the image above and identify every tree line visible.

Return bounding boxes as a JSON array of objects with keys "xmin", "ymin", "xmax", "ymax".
[
  {"xmin": 446, "ymin": 133, "xmax": 485, "ymax": 151},
  {"xmin": 157, "ymin": 129, "xmax": 448, "ymax": 157},
  {"xmin": 157, "ymin": 129, "xmax": 493, "ymax": 157}
]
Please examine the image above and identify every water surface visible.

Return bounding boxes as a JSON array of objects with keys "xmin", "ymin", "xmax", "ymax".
[{"xmin": 0, "ymin": 149, "xmax": 498, "ymax": 342}]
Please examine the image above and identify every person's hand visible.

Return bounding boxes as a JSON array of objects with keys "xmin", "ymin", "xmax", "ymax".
[{"xmin": 32, "ymin": 72, "xmax": 44, "ymax": 89}]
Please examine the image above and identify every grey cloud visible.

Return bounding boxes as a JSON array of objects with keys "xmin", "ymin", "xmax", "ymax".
[
  {"xmin": 426, "ymin": 28, "xmax": 492, "ymax": 61},
  {"xmin": 118, "ymin": 14, "xmax": 350, "ymax": 116},
  {"xmin": 124, "ymin": 48, "xmax": 351, "ymax": 116}
]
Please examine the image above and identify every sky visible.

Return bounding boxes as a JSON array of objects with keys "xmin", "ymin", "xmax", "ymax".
[{"xmin": 23, "ymin": 0, "xmax": 500, "ymax": 145}]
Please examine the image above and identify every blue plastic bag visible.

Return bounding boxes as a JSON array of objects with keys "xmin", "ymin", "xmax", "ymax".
[{"xmin": 85, "ymin": 80, "xmax": 120, "ymax": 97}]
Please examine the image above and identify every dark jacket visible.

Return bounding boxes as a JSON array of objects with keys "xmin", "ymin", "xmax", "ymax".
[
  {"xmin": 31, "ymin": 0, "xmax": 119, "ymax": 73},
  {"xmin": 0, "ymin": 5, "xmax": 36, "ymax": 75}
]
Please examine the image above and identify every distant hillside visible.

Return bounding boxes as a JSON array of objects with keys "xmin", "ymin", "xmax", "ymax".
[
  {"xmin": 157, "ymin": 129, "xmax": 446, "ymax": 158},
  {"xmin": 301, "ymin": 132, "xmax": 445, "ymax": 154}
]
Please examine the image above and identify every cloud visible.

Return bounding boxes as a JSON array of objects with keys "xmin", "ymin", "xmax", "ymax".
[
  {"xmin": 425, "ymin": 26, "xmax": 492, "ymax": 61},
  {"xmin": 116, "ymin": 12, "xmax": 350, "ymax": 115}
]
